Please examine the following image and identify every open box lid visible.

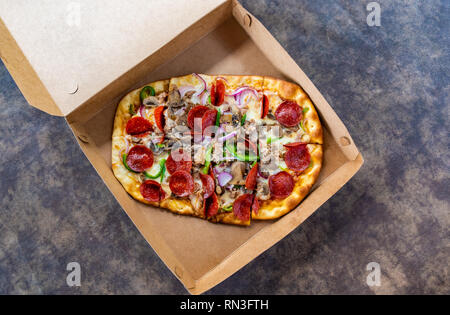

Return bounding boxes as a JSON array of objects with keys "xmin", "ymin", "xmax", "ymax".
[{"xmin": 0, "ymin": 0, "xmax": 227, "ymax": 116}]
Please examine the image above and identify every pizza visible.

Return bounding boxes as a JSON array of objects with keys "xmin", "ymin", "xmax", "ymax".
[{"xmin": 112, "ymin": 74, "xmax": 323, "ymax": 226}]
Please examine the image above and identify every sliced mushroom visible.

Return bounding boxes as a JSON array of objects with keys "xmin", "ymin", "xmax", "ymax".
[
  {"xmin": 231, "ymin": 114, "xmax": 240, "ymax": 127},
  {"xmin": 229, "ymin": 161, "xmax": 246, "ymax": 185},
  {"xmin": 142, "ymin": 96, "xmax": 159, "ymax": 106},
  {"xmin": 148, "ymin": 141, "xmax": 164, "ymax": 155},
  {"xmin": 167, "ymin": 87, "xmax": 182, "ymax": 107},
  {"xmin": 221, "ymin": 112, "xmax": 233, "ymax": 124},
  {"xmin": 256, "ymin": 181, "xmax": 270, "ymax": 201}
]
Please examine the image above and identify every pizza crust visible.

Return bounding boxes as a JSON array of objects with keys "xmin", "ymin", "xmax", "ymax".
[{"xmin": 252, "ymin": 144, "xmax": 323, "ymax": 220}]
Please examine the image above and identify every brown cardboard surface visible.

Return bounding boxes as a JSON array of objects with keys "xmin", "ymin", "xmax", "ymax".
[
  {"xmin": 0, "ymin": 0, "xmax": 227, "ymax": 116},
  {"xmin": 1, "ymin": 0, "xmax": 363, "ymax": 294}
]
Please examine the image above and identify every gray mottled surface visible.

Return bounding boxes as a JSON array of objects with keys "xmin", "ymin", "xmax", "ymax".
[{"xmin": 0, "ymin": 0, "xmax": 448, "ymax": 294}]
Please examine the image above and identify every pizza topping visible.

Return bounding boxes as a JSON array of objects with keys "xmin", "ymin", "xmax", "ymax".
[
  {"xmin": 204, "ymin": 192, "xmax": 219, "ymax": 218},
  {"xmin": 261, "ymin": 94, "xmax": 269, "ymax": 119},
  {"xmin": 142, "ymin": 96, "xmax": 159, "ymax": 106},
  {"xmin": 144, "ymin": 158, "xmax": 166, "ymax": 180},
  {"xmin": 284, "ymin": 143, "xmax": 311, "ymax": 172},
  {"xmin": 211, "ymin": 80, "xmax": 225, "ymax": 106},
  {"xmin": 201, "ymin": 145, "xmax": 213, "ymax": 174},
  {"xmin": 187, "ymin": 106, "xmax": 209, "ymax": 129},
  {"xmin": 201, "ymin": 109, "xmax": 218, "ymax": 134},
  {"xmin": 252, "ymin": 197, "xmax": 260, "ymax": 214},
  {"xmin": 256, "ymin": 180, "xmax": 270, "ymax": 201},
  {"xmin": 200, "ymin": 173, "xmax": 215, "ymax": 199},
  {"xmin": 268, "ymin": 171, "xmax": 294, "ymax": 199},
  {"xmin": 217, "ymin": 171, "xmax": 233, "ymax": 187},
  {"xmin": 274, "ymin": 101, "xmax": 303, "ymax": 127},
  {"xmin": 245, "ymin": 163, "xmax": 258, "ymax": 190},
  {"xmin": 140, "ymin": 86, "xmax": 156, "ymax": 104},
  {"xmin": 168, "ymin": 87, "xmax": 182, "ymax": 107},
  {"xmin": 229, "ymin": 161, "xmax": 246, "ymax": 185},
  {"xmin": 166, "ymin": 148, "xmax": 192, "ymax": 175},
  {"xmin": 283, "ymin": 142, "xmax": 306, "ymax": 148},
  {"xmin": 126, "ymin": 117, "xmax": 153, "ymax": 135},
  {"xmin": 169, "ymin": 171, "xmax": 195, "ymax": 197},
  {"xmin": 126, "ymin": 145, "xmax": 154, "ymax": 172},
  {"xmin": 232, "ymin": 193, "xmax": 253, "ymax": 221},
  {"xmin": 193, "ymin": 73, "xmax": 207, "ymax": 96},
  {"xmin": 154, "ymin": 106, "xmax": 165, "ymax": 132},
  {"xmin": 140, "ymin": 180, "xmax": 165, "ymax": 202}
]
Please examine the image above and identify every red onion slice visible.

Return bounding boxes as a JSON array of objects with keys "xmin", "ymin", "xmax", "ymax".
[
  {"xmin": 193, "ymin": 73, "xmax": 207, "ymax": 96},
  {"xmin": 218, "ymin": 131, "xmax": 237, "ymax": 143},
  {"xmin": 200, "ymin": 90, "xmax": 210, "ymax": 105},
  {"xmin": 178, "ymin": 85, "xmax": 196, "ymax": 98},
  {"xmin": 218, "ymin": 172, "xmax": 233, "ymax": 187}
]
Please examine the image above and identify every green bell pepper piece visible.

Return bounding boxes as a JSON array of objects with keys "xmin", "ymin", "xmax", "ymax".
[
  {"xmin": 215, "ymin": 109, "xmax": 221, "ymax": 127},
  {"xmin": 241, "ymin": 113, "xmax": 247, "ymax": 126},
  {"xmin": 140, "ymin": 86, "xmax": 156, "ymax": 103},
  {"xmin": 221, "ymin": 205, "xmax": 233, "ymax": 212},
  {"xmin": 122, "ymin": 153, "xmax": 137, "ymax": 173},
  {"xmin": 225, "ymin": 144, "xmax": 259, "ymax": 162},
  {"xmin": 144, "ymin": 159, "xmax": 166, "ymax": 179},
  {"xmin": 129, "ymin": 104, "xmax": 136, "ymax": 116},
  {"xmin": 202, "ymin": 146, "xmax": 213, "ymax": 174}
]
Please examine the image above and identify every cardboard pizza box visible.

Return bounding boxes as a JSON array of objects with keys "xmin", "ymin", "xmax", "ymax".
[{"xmin": 0, "ymin": 0, "xmax": 363, "ymax": 294}]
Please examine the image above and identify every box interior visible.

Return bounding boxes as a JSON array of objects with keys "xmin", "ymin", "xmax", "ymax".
[{"xmin": 73, "ymin": 16, "xmax": 350, "ymax": 282}]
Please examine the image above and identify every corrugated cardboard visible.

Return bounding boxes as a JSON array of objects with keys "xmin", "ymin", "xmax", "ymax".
[{"xmin": 0, "ymin": 0, "xmax": 363, "ymax": 294}]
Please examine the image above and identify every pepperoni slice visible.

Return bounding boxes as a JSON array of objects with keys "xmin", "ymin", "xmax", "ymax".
[
  {"xmin": 169, "ymin": 171, "xmax": 194, "ymax": 197},
  {"xmin": 132, "ymin": 131, "xmax": 151, "ymax": 138},
  {"xmin": 166, "ymin": 149, "xmax": 192, "ymax": 175},
  {"xmin": 154, "ymin": 106, "xmax": 165, "ymax": 132},
  {"xmin": 261, "ymin": 94, "xmax": 269, "ymax": 119},
  {"xmin": 268, "ymin": 171, "xmax": 294, "ymax": 199},
  {"xmin": 140, "ymin": 180, "xmax": 165, "ymax": 202},
  {"xmin": 214, "ymin": 80, "xmax": 225, "ymax": 106},
  {"xmin": 233, "ymin": 194, "xmax": 253, "ymax": 222},
  {"xmin": 204, "ymin": 193, "xmax": 219, "ymax": 218},
  {"xmin": 274, "ymin": 101, "xmax": 303, "ymax": 127},
  {"xmin": 187, "ymin": 105, "xmax": 209, "ymax": 130},
  {"xmin": 284, "ymin": 144, "xmax": 311, "ymax": 172},
  {"xmin": 284, "ymin": 142, "xmax": 306, "ymax": 148},
  {"xmin": 210, "ymin": 80, "xmax": 225, "ymax": 106},
  {"xmin": 201, "ymin": 109, "xmax": 218, "ymax": 134},
  {"xmin": 252, "ymin": 197, "xmax": 260, "ymax": 215},
  {"xmin": 126, "ymin": 116, "xmax": 153, "ymax": 135},
  {"xmin": 245, "ymin": 163, "xmax": 258, "ymax": 190},
  {"xmin": 210, "ymin": 84, "xmax": 216, "ymax": 107},
  {"xmin": 200, "ymin": 173, "xmax": 215, "ymax": 199},
  {"xmin": 126, "ymin": 145, "xmax": 154, "ymax": 172}
]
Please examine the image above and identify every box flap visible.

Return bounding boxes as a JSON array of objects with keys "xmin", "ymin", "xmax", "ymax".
[{"xmin": 0, "ymin": 0, "xmax": 227, "ymax": 116}]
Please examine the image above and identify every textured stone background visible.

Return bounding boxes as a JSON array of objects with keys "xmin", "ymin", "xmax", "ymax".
[{"xmin": 0, "ymin": 0, "xmax": 448, "ymax": 294}]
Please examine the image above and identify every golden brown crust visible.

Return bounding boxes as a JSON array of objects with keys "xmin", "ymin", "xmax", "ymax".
[
  {"xmin": 211, "ymin": 212, "xmax": 251, "ymax": 226},
  {"xmin": 159, "ymin": 198, "xmax": 197, "ymax": 216},
  {"xmin": 263, "ymin": 76, "xmax": 323, "ymax": 144},
  {"xmin": 252, "ymin": 144, "xmax": 323, "ymax": 220}
]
